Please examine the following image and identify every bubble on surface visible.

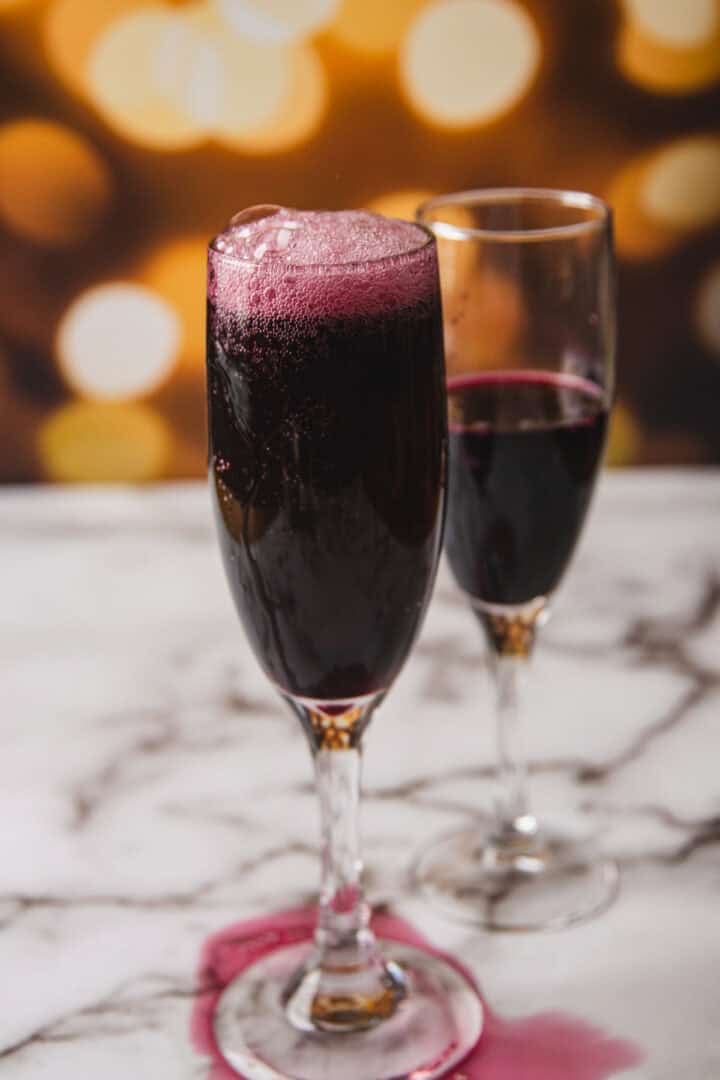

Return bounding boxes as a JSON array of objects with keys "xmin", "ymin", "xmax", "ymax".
[{"xmin": 209, "ymin": 207, "xmax": 438, "ymax": 319}]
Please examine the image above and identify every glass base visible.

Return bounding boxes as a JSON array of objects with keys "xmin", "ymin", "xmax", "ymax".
[
  {"xmin": 413, "ymin": 822, "xmax": 619, "ymax": 932},
  {"xmin": 213, "ymin": 940, "xmax": 483, "ymax": 1080}
]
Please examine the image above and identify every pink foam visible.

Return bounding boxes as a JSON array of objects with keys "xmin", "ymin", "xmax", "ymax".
[
  {"xmin": 208, "ymin": 209, "xmax": 438, "ymax": 320},
  {"xmin": 191, "ymin": 906, "xmax": 643, "ymax": 1080}
]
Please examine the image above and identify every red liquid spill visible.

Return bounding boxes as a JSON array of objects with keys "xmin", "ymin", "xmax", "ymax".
[{"xmin": 191, "ymin": 908, "xmax": 643, "ymax": 1080}]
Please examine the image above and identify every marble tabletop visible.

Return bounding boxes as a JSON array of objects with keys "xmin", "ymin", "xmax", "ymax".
[{"xmin": 1, "ymin": 471, "xmax": 719, "ymax": 1079}]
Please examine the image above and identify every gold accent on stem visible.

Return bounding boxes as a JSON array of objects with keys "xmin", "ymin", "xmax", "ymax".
[
  {"xmin": 310, "ymin": 985, "xmax": 400, "ymax": 1031},
  {"xmin": 481, "ymin": 598, "xmax": 546, "ymax": 658},
  {"xmin": 309, "ymin": 705, "xmax": 365, "ymax": 750}
]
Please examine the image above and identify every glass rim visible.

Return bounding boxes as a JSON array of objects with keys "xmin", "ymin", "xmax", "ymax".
[
  {"xmin": 417, "ymin": 187, "xmax": 611, "ymax": 243},
  {"xmin": 208, "ymin": 208, "xmax": 436, "ymax": 271}
]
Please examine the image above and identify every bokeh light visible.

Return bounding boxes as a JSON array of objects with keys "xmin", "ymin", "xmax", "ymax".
[
  {"xmin": 400, "ymin": 0, "xmax": 540, "ymax": 129},
  {"xmin": 39, "ymin": 401, "xmax": 171, "ymax": 482},
  {"xmin": 609, "ymin": 138, "xmax": 720, "ymax": 259},
  {"xmin": 215, "ymin": 0, "xmax": 339, "ymax": 44},
  {"xmin": 331, "ymin": 0, "xmax": 425, "ymax": 56},
  {"xmin": 695, "ymin": 263, "xmax": 720, "ymax": 355},
  {"xmin": 216, "ymin": 42, "xmax": 328, "ymax": 152},
  {"xmin": 641, "ymin": 136, "xmax": 720, "ymax": 230},
  {"xmin": 171, "ymin": 3, "xmax": 293, "ymax": 137},
  {"xmin": 57, "ymin": 283, "xmax": 180, "ymax": 399},
  {"xmin": 140, "ymin": 237, "xmax": 207, "ymax": 366},
  {"xmin": 2, "ymin": 0, "xmax": 720, "ymax": 478},
  {"xmin": 617, "ymin": 20, "xmax": 720, "ymax": 94},
  {"xmin": 86, "ymin": 7, "xmax": 206, "ymax": 150},
  {"xmin": 608, "ymin": 157, "xmax": 675, "ymax": 259},
  {"xmin": 606, "ymin": 402, "xmax": 642, "ymax": 467},
  {"xmin": 0, "ymin": 119, "xmax": 112, "ymax": 247},
  {"xmin": 622, "ymin": 0, "xmax": 718, "ymax": 47},
  {"xmin": 368, "ymin": 189, "xmax": 435, "ymax": 221},
  {"xmin": 43, "ymin": 0, "xmax": 145, "ymax": 97},
  {"xmin": 441, "ymin": 267, "xmax": 526, "ymax": 374}
]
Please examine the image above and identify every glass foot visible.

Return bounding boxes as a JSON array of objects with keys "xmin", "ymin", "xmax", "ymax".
[
  {"xmin": 413, "ymin": 822, "xmax": 620, "ymax": 932},
  {"xmin": 213, "ymin": 940, "xmax": 483, "ymax": 1080}
]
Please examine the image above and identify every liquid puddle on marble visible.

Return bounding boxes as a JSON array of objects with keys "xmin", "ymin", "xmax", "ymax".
[{"xmin": 191, "ymin": 907, "xmax": 643, "ymax": 1080}]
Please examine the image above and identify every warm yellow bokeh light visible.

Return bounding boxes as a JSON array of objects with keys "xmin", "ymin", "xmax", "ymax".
[
  {"xmin": 622, "ymin": 0, "xmax": 718, "ymax": 46},
  {"xmin": 606, "ymin": 402, "xmax": 642, "ymax": 467},
  {"xmin": 159, "ymin": 3, "xmax": 291, "ymax": 136},
  {"xmin": 43, "ymin": 0, "xmax": 145, "ymax": 97},
  {"xmin": 218, "ymin": 43, "xmax": 328, "ymax": 152},
  {"xmin": 695, "ymin": 263, "xmax": 720, "ymax": 354},
  {"xmin": 616, "ymin": 22, "xmax": 720, "ymax": 94},
  {"xmin": 400, "ymin": 0, "xmax": 540, "ymax": 129},
  {"xmin": 608, "ymin": 157, "xmax": 675, "ymax": 259},
  {"xmin": 39, "ymin": 401, "xmax": 171, "ymax": 482},
  {"xmin": 57, "ymin": 283, "xmax": 180, "ymax": 400},
  {"xmin": 442, "ymin": 267, "xmax": 526, "ymax": 374},
  {"xmin": 215, "ymin": 0, "xmax": 339, "ymax": 43},
  {"xmin": 87, "ymin": 6, "xmax": 205, "ymax": 150},
  {"xmin": 641, "ymin": 136, "xmax": 720, "ymax": 230},
  {"xmin": 332, "ymin": 0, "xmax": 425, "ymax": 56},
  {"xmin": 0, "ymin": 0, "xmax": 33, "ymax": 10},
  {"xmin": 368, "ymin": 189, "xmax": 435, "ymax": 221},
  {"xmin": 141, "ymin": 237, "xmax": 207, "ymax": 365},
  {"xmin": 0, "ymin": 119, "xmax": 111, "ymax": 247}
]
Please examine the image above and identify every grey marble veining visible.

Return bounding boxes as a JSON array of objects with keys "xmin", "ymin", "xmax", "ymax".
[{"xmin": 1, "ymin": 472, "xmax": 719, "ymax": 1078}]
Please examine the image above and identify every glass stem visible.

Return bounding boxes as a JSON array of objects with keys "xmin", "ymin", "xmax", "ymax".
[
  {"xmin": 314, "ymin": 744, "xmax": 373, "ymax": 955},
  {"xmin": 477, "ymin": 599, "xmax": 546, "ymax": 842},
  {"xmin": 491, "ymin": 654, "xmax": 536, "ymax": 838},
  {"xmin": 282, "ymin": 698, "xmax": 405, "ymax": 1032}
]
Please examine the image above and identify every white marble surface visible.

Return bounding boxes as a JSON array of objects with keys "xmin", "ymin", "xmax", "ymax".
[{"xmin": 1, "ymin": 472, "xmax": 719, "ymax": 1078}]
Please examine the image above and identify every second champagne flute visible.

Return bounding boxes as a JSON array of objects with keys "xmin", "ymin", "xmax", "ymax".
[{"xmin": 414, "ymin": 188, "xmax": 620, "ymax": 932}]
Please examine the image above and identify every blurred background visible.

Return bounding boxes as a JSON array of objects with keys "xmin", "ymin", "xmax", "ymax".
[{"xmin": 1, "ymin": 0, "xmax": 719, "ymax": 483}]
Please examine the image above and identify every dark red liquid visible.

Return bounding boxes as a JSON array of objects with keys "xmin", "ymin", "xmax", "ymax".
[
  {"xmin": 446, "ymin": 372, "xmax": 608, "ymax": 606},
  {"xmin": 207, "ymin": 299, "xmax": 446, "ymax": 701}
]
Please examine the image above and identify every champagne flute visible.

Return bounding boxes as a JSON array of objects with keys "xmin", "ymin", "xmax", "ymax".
[
  {"xmin": 206, "ymin": 206, "xmax": 482, "ymax": 1080},
  {"xmin": 414, "ymin": 189, "xmax": 620, "ymax": 932}
]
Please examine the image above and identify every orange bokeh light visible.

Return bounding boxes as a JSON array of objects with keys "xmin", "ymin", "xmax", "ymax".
[
  {"xmin": 39, "ymin": 401, "xmax": 171, "ymax": 482},
  {"xmin": 43, "ymin": 0, "xmax": 146, "ymax": 97},
  {"xmin": 332, "ymin": 0, "xmax": 425, "ymax": 56},
  {"xmin": 86, "ymin": 6, "xmax": 206, "ymax": 150},
  {"xmin": 140, "ymin": 237, "xmax": 208, "ymax": 366},
  {"xmin": 368, "ymin": 189, "xmax": 435, "ymax": 221},
  {"xmin": 214, "ymin": 42, "xmax": 328, "ymax": 153},
  {"xmin": 0, "ymin": 118, "xmax": 112, "ymax": 247},
  {"xmin": 215, "ymin": 0, "xmax": 339, "ymax": 44}
]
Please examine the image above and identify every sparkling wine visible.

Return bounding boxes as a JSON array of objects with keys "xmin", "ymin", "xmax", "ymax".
[
  {"xmin": 446, "ymin": 371, "xmax": 608, "ymax": 606},
  {"xmin": 207, "ymin": 209, "xmax": 446, "ymax": 702}
]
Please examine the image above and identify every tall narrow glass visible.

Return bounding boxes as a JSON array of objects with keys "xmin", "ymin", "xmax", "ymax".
[
  {"xmin": 414, "ymin": 189, "xmax": 619, "ymax": 931},
  {"xmin": 206, "ymin": 207, "xmax": 482, "ymax": 1080}
]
